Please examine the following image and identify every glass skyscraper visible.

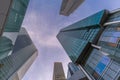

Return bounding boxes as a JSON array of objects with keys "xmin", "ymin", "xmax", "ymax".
[
  {"xmin": 57, "ymin": 10, "xmax": 108, "ymax": 63},
  {"xmin": 0, "ymin": 28, "xmax": 38, "ymax": 80},
  {"xmin": 0, "ymin": 0, "xmax": 30, "ymax": 60},
  {"xmin": 0, "ymin": 0, "xmax": 38, "ymax": 80},
  {"xmin": 57, "ymin": 9, "xmax": 120, "ymax": 80}
]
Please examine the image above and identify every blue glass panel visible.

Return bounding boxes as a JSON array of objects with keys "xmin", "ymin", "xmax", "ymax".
[{"xmin": 95, "ymin": 56, "xmax": 110, "ymax": 75}]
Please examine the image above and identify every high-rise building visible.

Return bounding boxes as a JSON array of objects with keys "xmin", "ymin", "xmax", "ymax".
[
  {"xmin": 0, "ymin": 27, "xmax": 38, "ymax": 80},
  {"xmin": 57, "ymin": 10, "xmax": 108, "ymax": 63},
  {"xmin": 57, "ymin": 9, "xmax": 120, "ymax": 80},
  {"xmin": 0, "ymin": 0, "xmax": 30, "ymax": 60},
  {"xmin": 53, "ymin": 62, "xmax": 66, "ymax": 80},
  {"xmin": 0, "ymin": 0, "xmax": 38, "ymax": 80},
  {"xmin": 60, "ymin": 0, "xmax": 84, "ymax": 16}
]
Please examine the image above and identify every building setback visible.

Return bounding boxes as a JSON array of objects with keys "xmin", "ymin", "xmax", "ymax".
[
  {"xmin": 53, "ymin": 62, "xmax": 66, "ymax": 80},
  {"xmin": 57, "ymin": 9, "xmax": 120, "ymax": 80}
]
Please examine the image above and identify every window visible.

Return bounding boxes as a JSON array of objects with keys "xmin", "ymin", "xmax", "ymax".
[{"xmin": 100, "ymin": 36, "xmax": 118, "ymax": 44}]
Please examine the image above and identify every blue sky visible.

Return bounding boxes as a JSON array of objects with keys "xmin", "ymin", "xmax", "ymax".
[{"xmin": 21, "ymin": 0, "xmax": 120, "ymax": 80}]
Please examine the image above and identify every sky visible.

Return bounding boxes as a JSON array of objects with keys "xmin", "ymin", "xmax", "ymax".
[{"xmin": 21, "ymin": 0, "xmax": 120, "ymax": 80}]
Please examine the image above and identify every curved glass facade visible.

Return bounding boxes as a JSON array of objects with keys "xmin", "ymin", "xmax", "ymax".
[
  {"xmin": 84, "ymin": 10, "xmax": 120, "ymax": 80},
  {"xmin": 58, "ymin": 9, "xmax": 120, "ymax": 80}
]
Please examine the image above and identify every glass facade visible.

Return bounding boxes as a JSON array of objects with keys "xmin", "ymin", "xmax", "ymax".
[
  {"xmin": 83, "ymin": 10, "xmax": 120, "ymax": 80},
  {"xmin": 4, "ymin": 0, "xmax": 30, "ymax": 32},
  {"xmin": 57, "ymin": 32, "xmax": 89, "ymax": 62},
  {"xmin": 61, "ymin": 10, "xmax": 107, "ymax": 31},
  {"xmin": 0, "ymin": 0, "xmax": 30, "ymax": 60},
  {"xmin": 84, "ymin": 49, "xmax": 111, "ymax": 80},
  {"xmin": 0, "ymin": 28, "xmax": 37, "ymax": 80},
  {"xmin": 57, "ymin": 9, "xmax": 120, "ymax": 80},
  {"xmin": 0, "ymin": 37, "xmax": 13, "ymax": 59},
  {"xmin": 0, "ymin": 0, "xmax": 36, "ymax": 80},
  {"xmin": 84, "ymin": 49, "xmax": 120, "ymax": 80},
  {"xmin": 57, "ymin": 10, "xmax": 108, "ymax": 62}
]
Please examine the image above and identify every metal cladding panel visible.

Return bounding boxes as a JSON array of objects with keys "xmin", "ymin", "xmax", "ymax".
[
  {"xmin": 61, "ymin": 10, "xmax": 108, "ymax": 31},
  {"xmin": 4, "ymin": 0, "xmax": 30, "ymax": 32}
]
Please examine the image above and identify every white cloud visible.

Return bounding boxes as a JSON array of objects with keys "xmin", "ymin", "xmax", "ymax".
[
  {"xmin": 22, "ymin": 11, "xmax": 61, "ymax": 48},
  {"xmin": 28, "ymin": 30, "xmax": 60, "ymax": 48}
]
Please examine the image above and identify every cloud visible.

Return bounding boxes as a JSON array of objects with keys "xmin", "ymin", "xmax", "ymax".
[
  {"xmin": 22, "ymin": 1, "xmax": 120, "ymax": 80},
  {"xmin": 22, "ymin": 11, "xmax": 61, "ymax": 48},
  {"xmin": 22, "ymin": 10, "xmax": 71, "ymax": 80},
  {"xmin": 28, "ymin": 30, "xmax": 60, "ymax": 48}
]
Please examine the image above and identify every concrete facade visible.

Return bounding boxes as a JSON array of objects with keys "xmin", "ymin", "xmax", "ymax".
[
  {"xmin": 53, "ymin": 62, "xmax": 66, "ymax": 80},
  {"xmin": 60, "ymin": 0, "xmax": 84, "ymax": 16}
]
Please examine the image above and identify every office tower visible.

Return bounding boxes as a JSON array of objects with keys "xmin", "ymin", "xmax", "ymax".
[
  {"xmin": 0, "ymin": 0, "xmax": 38, "ymax": 80},
  {"xmin": 0, "ymin": 0, "xmax": 30, "ymax": 60},
  {"xmin": 0, "ymin": 27, "xmax": 38, "ymax": 80},
  {"xmin": 60, "ymin": 0, "xmax": 84, "ymax": 16},
  {"xmin": 57, "ymin": 10, "xmax": 108, "ymax": 63},
  {"xmin": 57, "ymin": 9, "xmax": 120, "ymax": 80},
  {"xmin": 67, "ymin": 62, "xmax": 88, "ymax": 80},
  {"xmin": 53, "ymin": 62, "xmax": 66, "ymax": 80}
]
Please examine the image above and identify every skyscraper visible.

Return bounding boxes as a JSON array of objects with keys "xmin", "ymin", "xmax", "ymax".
[
  {"xmin": 0, "ymin": 0, "xmax": 38, "ymax": 80},
  {"xmin": 57, "ymin": 9, "xmax": 120, "ymax": 80},
  {"xmin": 57, "ymin": 10, "xmax": 108, "ymax": 63},
  {"xmin": 53, "ymin": 62, "xmax": 66, "ymax": 80},
  {"xmin": 60, "ymin": 0, "xmax": 84, "ymax": 16},
  {"xmin": 0, "ymin": 27, "xmax": 38, "ymax": 80},
  {"xmin": 0, "ymin": 0, "xmax": 30, "ymax": 60}
]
